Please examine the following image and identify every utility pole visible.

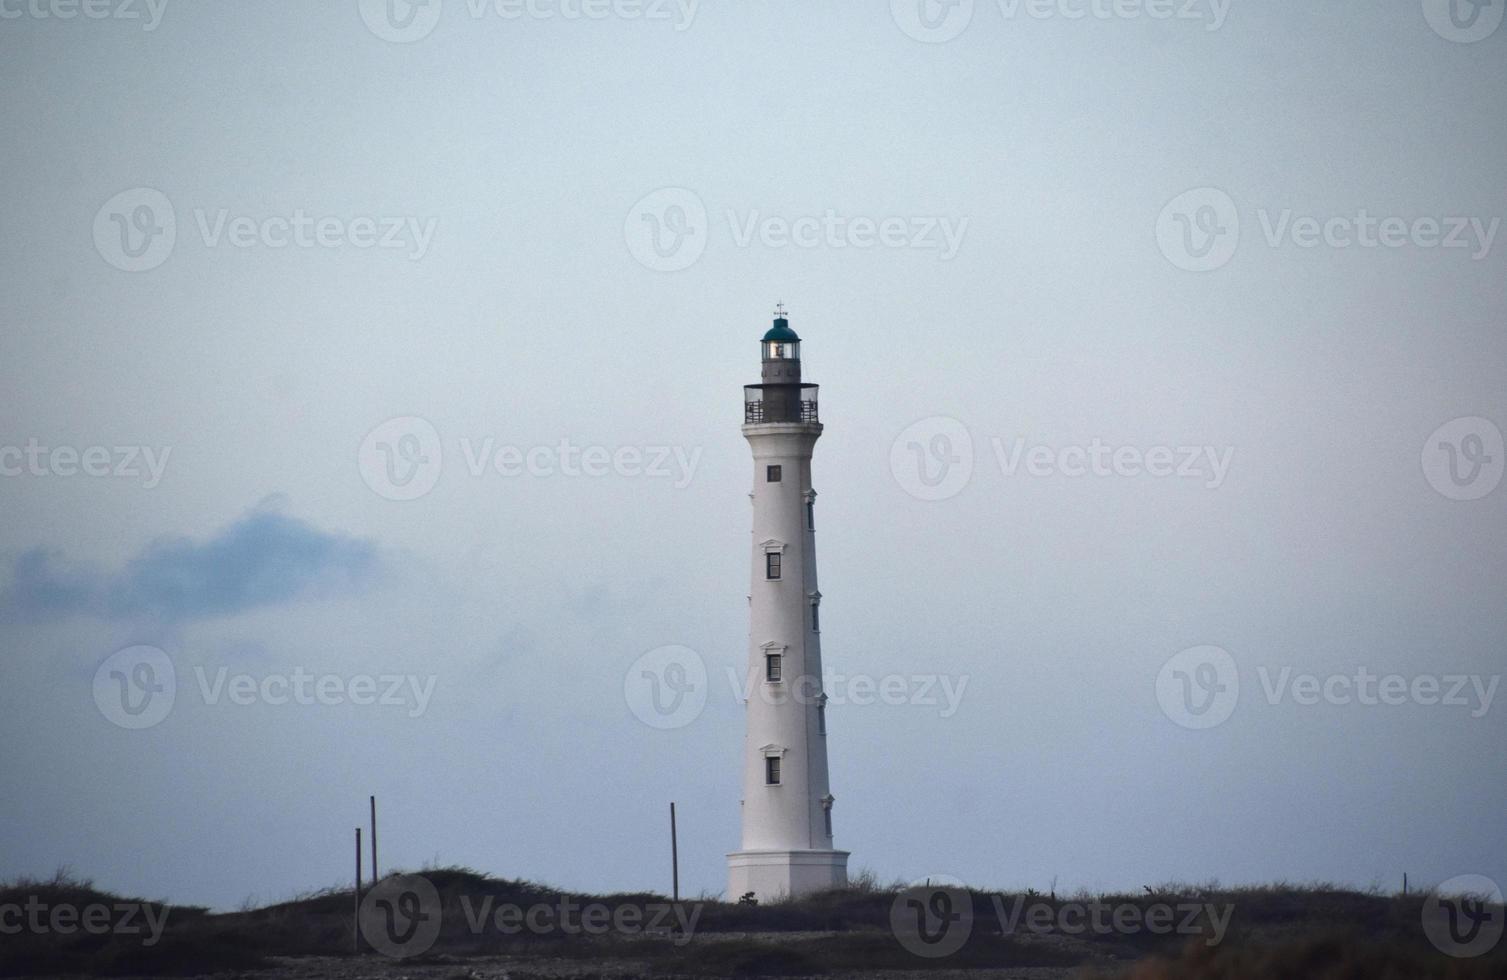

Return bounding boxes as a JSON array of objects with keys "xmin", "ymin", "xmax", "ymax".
[
  {"xmin": 370, "ymin": 796, "xmax": 379, "ymax": 882},
  {"xmin": 354, "ymin": 827, "xmax": 363, "ymax": 954},
  {"xmin": 670, "ymin": 802, "xmax": 679, "ymax": 903}
]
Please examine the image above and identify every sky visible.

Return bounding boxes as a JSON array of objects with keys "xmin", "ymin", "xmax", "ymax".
[{"xmin": 0, "ymin": 0, "xmax": 1504, "ymax": 911}]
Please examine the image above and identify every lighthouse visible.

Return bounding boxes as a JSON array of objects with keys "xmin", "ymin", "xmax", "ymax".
[{"xmin": 728, "ymin": 305, "xmax": 850, "ymax": 902}]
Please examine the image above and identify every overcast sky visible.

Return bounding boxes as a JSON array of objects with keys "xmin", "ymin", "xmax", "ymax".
[{"xmin": 1, "ymin": 1, "xmax": 1504, "ymax": 911}]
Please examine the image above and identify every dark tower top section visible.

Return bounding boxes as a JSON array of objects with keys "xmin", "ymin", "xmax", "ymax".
[{"xmin": 745, "ymin": 305, "xmax": 819, "ymax": 424}]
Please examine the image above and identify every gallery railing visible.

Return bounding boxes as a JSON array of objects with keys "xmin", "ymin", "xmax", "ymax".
[{"xmin": 743, "ymin": 384, "xmax": 819, "ymax": 424}]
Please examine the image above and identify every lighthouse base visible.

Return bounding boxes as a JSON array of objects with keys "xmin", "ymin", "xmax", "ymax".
[{"xmin": 727, "ymin": 849, "xmax": 850, "ymax": 903}]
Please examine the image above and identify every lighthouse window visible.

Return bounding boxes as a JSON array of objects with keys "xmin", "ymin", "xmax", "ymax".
[
  {"xmin": 767, "ymin": 465, "xmax": 782, "ymax": 483},
  {"xmin": 817, "ymin": 702, "xmax": 826, "ymax": 735},
  {"xmin": 810, "ymin": 601, "xmax": 820, "ymax": 633},
  {"xmin": 824, "ymin": 806, "xmax": 833, "ymax": 837},
  {"xmin": 765, "ymin": 653, "xmax": 782, "ymax": 682},
  {"xmin": 765, "ymin": 757, "xmax": 781, "ymax": 785},
  {"xmin": 806, "ymin": 500, "xmax": 814, "ymax": 529},
  {"xmin": 766, "ymin": 553, "xmax": 781, "ymax": 579}
]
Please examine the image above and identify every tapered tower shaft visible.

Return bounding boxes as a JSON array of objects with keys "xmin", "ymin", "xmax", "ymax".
[{"xmin": 728, "ymin": 308, "xmax": 848, "ymax": 902}]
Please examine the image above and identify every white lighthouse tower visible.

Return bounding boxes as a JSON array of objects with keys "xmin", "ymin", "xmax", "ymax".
[{"xmin": 727, "ymin": 305, "xmax": 849, "ymax": 902}]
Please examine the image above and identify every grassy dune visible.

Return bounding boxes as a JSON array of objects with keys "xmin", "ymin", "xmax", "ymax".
[{"xmin": 1, "ymin": 868, "xmax": 1502, "ymax": 978}]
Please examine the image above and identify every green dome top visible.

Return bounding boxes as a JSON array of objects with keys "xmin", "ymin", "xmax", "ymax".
[{"xmin": 762, "ymin": 317, "xmax": 800, "ymax": 343}]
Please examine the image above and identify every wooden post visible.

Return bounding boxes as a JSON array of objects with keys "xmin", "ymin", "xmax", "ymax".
[
  {"xmin": 354, "ymin": 827, "xmax": 363, "ymax": 954},
  {"xmin": 370, "ymin": 796, "xmax": 379, "ymax": 882},
  {"xmin": 670, "ymin": 802, "xmax": 679, "ymax": 903}
]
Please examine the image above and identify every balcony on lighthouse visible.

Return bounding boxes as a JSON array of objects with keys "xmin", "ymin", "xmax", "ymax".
[{"xmin": 743, "ymin": 383, "xmax": 819, "ymax": 424}]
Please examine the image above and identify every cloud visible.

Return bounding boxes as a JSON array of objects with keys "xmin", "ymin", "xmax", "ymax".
[{"xmin": 1, "ymin": 502, "xmax": 380, "ymax": 622}]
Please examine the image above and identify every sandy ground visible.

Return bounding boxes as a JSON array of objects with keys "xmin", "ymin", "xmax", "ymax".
[{"xmin": 218, "ymin": 957, "xmax": 1082, "ymax": 980}]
